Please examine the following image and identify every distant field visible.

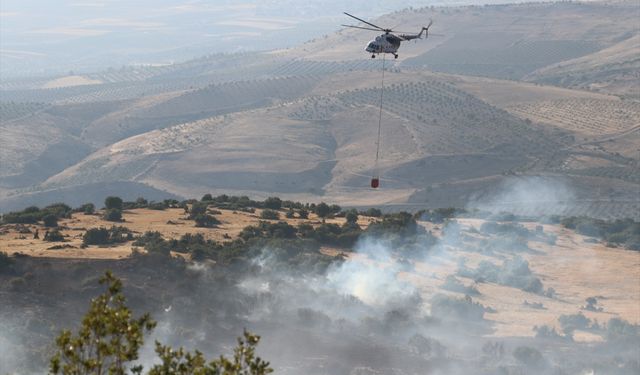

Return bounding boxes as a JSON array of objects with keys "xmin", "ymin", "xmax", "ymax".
[{"xmin": 507, "ymin": 98, "xmax": 640, "ymax": 136}]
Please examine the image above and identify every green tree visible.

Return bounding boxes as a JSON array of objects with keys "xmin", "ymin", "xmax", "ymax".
[
  {"xmin": 345, "ymin": 210, "xmax": 358, "ymax": 224},
  {"xmin": 148, "ymin": 331, "xmax": 272, "ymax": 375},
  {"xmin": 49, "ymin": 271, "xmax": 156, "ymax": 375},
  {"xmin": 83, "ymin": 228, "xmax": 110, "ymax": 245},
  {"xmin": 43, "ymin": 214, "xmax": 59, "ymax": 228},
  {"xmin": 44, "ymin": 229, "xmax": 65, "ymax": 242},
  {"xmin": 189, "ymin": 202, "xmax": 208, "ymax": 219},
  {"xmin": 49, "ymin": 272, "xmax": 272, "ymax": 375},
  {"xmin": 104, "ymin": 209, "xmax": 123, "ymax": 222},
  {"xmin": 194, "ymin": 214, "xmax": 220, "ymax": 228},
  {"xmin": 315, "ymin": 202, "xmax": 331, "ymax": 222},
  {"xmin": 81, "ymin": 203, "xmax": 95, "ymax": 215},
  {"xmin": 105, "ymin": 196, "xmax": 124, "ymax": 210},
  {"xmin": 260, "ymin": 209, "xmax": 279, "ymax": 220},
  {"xmin": 263, "ymin": 197, "xmax": 282, "ymax": 210},
  {"xmin": 298, "ymin": 209, "xmax": 309, "ymax": 220}
]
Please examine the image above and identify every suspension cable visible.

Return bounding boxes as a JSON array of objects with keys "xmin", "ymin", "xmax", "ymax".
[{"xmin": 374, "ymin": 53, "xmax": 386, "ymax": 175}]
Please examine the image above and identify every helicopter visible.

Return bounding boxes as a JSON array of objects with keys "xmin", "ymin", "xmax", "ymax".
[{"xmin": 342, "ymin": 12, "xmax": 433, "ymax": 59}]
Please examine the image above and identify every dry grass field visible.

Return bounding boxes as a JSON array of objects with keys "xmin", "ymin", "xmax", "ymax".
[{"xmin": 1, "ymin": 208, "xmax": 637, "ymax": 341}]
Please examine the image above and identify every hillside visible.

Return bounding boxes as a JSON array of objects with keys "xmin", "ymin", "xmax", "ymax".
[
  {"xmin": 1, "ymin": 197, "xmax": 639, "ymax": 374},
  {"xmin": 1, "ymin": 1, "xmax": 638, "ymax": 218},
  {"xmin": 526, "ymin": 34, "xmax": 640, "ymax": 98}
]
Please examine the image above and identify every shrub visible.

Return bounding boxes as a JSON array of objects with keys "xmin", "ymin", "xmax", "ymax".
[
  {"xmin": 533, "ymin": 325, "xmax": 562, "ymax": 339},
  {"xmin": 83, "ymin": 228, "xmax": 110, "ymax": 245},
  {"xmin": 44, "ymin": 229, "xmax": 65, "ymax": 242},
  {"xmin": 42, "ymin": 214, "xmax": 58, "ymax": 228},
  {"xmin": 605, "ymin": 318, "xmax": 639, "ymax": 341},
  {"xmin": 260, "ymin": 209, "xmax": 280, "ymax": 220},
  {"xmin": 263, "ymin": 197, "xmax": 282, "ymax": 210},
  {"xmin": 315, "ymin": 202, "xmax": 331, "ymax": 220},
  {"xmin": 147, "ymin": 202, "xmax": 167, "ymax": 210},
  {"xmin": 345, "ymin": 210, "xmax": 359, "ymax": 224},
  {"xmin": 558, "ymin": 312, "xmax": 591, "ymax": 336},
  {"xmin": 362, "ymin": 207, "xmax": 382, "ymax": 217},
  {"xmin": 104, "ymin": 196, "xmax": 123, "ymax": 210},
  {"xmin": 81, "ymin": 203, "xmax": 95, "ymax": 215},
  {"xmin": 194, "ymin": 214, "xmax": 220, "ymax": 228},
  {"xmin": 441, "ymin": 275, "xmax": 480, "ymax": 296},
  {"xmin": 83, "ymin": 227, "xmax": 133, "ymax": 246},
  {"xmin": 189, "ymin": 202, "xmax": 208, "ymax": 219},
  {"xmin": 201, "ymin": 193, "xmax": 213, "ymax": 202},
  {"xmin": 103, "ymin": 209, "xmax": 123, "ymax": 222},
  {"xmin": 285, "ymin": 210, "xmax": 295, "ymax": 219},
  {"xmin": 430, "ymin": 294, "xmax": 488, "ymax": 322},
  {"xmin": 513, "ymin": 346, "xmax": 545, "ymax": 369},
  {"xmin": 298, "ymin": 209, "xmax": 309, "ymax": 219}
]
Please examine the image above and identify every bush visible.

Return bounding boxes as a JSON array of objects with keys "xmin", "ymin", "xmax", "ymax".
[
  {"xmin": 260, "ymin": 209, "xmax": 280, "ymax": 220},
  {"xmin": 441, "ymin": 275, "xmax": 480, "ymax": 296},
  {"xmin": 83, "ymin": 227, "xmax": 132, "ymax": 246},
  {"xmin": 104, "ymin": 196, "xmax": 123, "ymax": 210},
  {"xmin": 42, "ymin": 214, "xmax": 58, "ymax": 228},
  {"xmin": 103, "ymin": 209, "xmax": 122, "ymax": 222},
  {"xmin": 81, "ymin": 203, "xmax": 95, "ymax": 215},
  {"xmin": 430, "ymin": 294, "xmax": 488, "ymax": 322},
  {"xmin": 194, "ymin": 214, "xmax": 220, "ymax": 228},
  {"xmin": 362, "ymin": 207, "xmax": 382, "ymax": 217},
  {"xmin": 314, "ymin": 202, "xmax": 332, "ymax": 220},
  {"xmin": 298, "ymin": 209, "xmax": 309, "ymax": 219},
  {"xmin": 605, "ymin": 318, "xmax": 639, "ymax": 341},
  {"xmin": 44, "ymin": 229, "xmax": 65, "ymax": 242},
  {"xmin": 558, "ymin": 312, "xmax": 591, "ymax": 336},
  {"xmin": 345, "ymin": 210, "xmax": 359, "ymax": 224},
  {"xmin": 201, "ymin": 193, "xmax": 213, "ymax": 202},
  {"xmin": 83, "ymin": 228, "xmax": 110, "ymax": 245},
  {"xmin": 189, "ymin": 202, "xmax": 208, "ymax": 219},
  {"xmin": 513, "ymin": 346, "xmax": 545, "ymax": 369},
  {"xmin": 263, "ymin": 197, "xmax": 282, "ymax": 210}
]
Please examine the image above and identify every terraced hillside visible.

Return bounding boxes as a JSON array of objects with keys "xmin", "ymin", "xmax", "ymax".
[
  {"xmin": 36, "ymin": 71, "xmax": 563, "ymax": 204},
  {"xmin": 526, "ymin": 34, "xmax": 640, "ymax": 98},
  {"xmin": 0, "ymin": 1, "xmax": 638, "ymax": 217}
]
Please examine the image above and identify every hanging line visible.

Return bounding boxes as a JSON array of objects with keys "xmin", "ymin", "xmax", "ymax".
[{"xmin": 374, "ymin": 53, "xmax": 386, "ymax": 178}]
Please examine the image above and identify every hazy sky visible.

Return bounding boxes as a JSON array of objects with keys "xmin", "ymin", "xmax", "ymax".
[{"xmin": 0, "ymin": 0, "xmax": 541, "ymax": 78}]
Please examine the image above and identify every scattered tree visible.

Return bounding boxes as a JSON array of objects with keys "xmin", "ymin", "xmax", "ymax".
[
  {"xmin": 260, "ymin": 209, "xmax": 280, "ymax": 220},
  {"xmin": 104, "ymin": 196, "xmax": 124, "ymax": 210},
  {"xmin": 42, "ymin": 214, "xmax": 58, "ymax": 228},
  {"xmin": 104, "ymin": 209, "xmax": 123, "ymax": 222}
]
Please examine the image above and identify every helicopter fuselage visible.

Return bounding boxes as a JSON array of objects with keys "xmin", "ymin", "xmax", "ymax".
[{"xmin": 365, "ymin": 34, "xmax": 401, "ymax": 55}]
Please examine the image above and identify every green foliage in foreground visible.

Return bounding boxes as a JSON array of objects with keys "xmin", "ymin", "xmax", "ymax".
[{"xmin": 49, "ymin": 271, "xmax": 272, "ymax": 375}]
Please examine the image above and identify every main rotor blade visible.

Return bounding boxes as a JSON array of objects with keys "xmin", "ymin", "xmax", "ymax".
[
  {"xmin": 342, "ymin": 24, "xmax": 384, "ymax": 32},
  {"xmin": 343, "ymin": 12, "xmax": 385, "ymax": 31}
]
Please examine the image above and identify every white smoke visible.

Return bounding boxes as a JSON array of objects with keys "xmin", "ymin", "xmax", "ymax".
[
  {"xmin": 326, "ymin": 237, "xmax": 418, "ymax": 307},
  {"xmin": 468, "ymin": 176, "xmax": 575, "ymax": 217}
]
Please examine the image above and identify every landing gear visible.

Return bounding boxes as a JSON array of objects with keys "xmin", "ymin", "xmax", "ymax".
[
  {"xmin": 394, "ymin": 54, "xmax": 399, "ymax": 59},
  {"xmin": 371, "ymin": 54, "xmax": 376, "ymax": 58}
]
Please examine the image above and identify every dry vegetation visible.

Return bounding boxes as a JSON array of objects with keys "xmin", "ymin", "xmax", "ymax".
[{"xmin": 1, "ymin": 205, "xmax": 638, "ymax": 341}]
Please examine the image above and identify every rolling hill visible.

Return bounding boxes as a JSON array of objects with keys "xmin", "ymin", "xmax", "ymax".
[{"xmin": 0, "ymin": 0, "xmax": 638, "ymax": 218}]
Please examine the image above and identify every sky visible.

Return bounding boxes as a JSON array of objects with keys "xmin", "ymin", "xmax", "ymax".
[{"xmin": 0, "ymin": 0, "xmax": 546, "ymax": 79}]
